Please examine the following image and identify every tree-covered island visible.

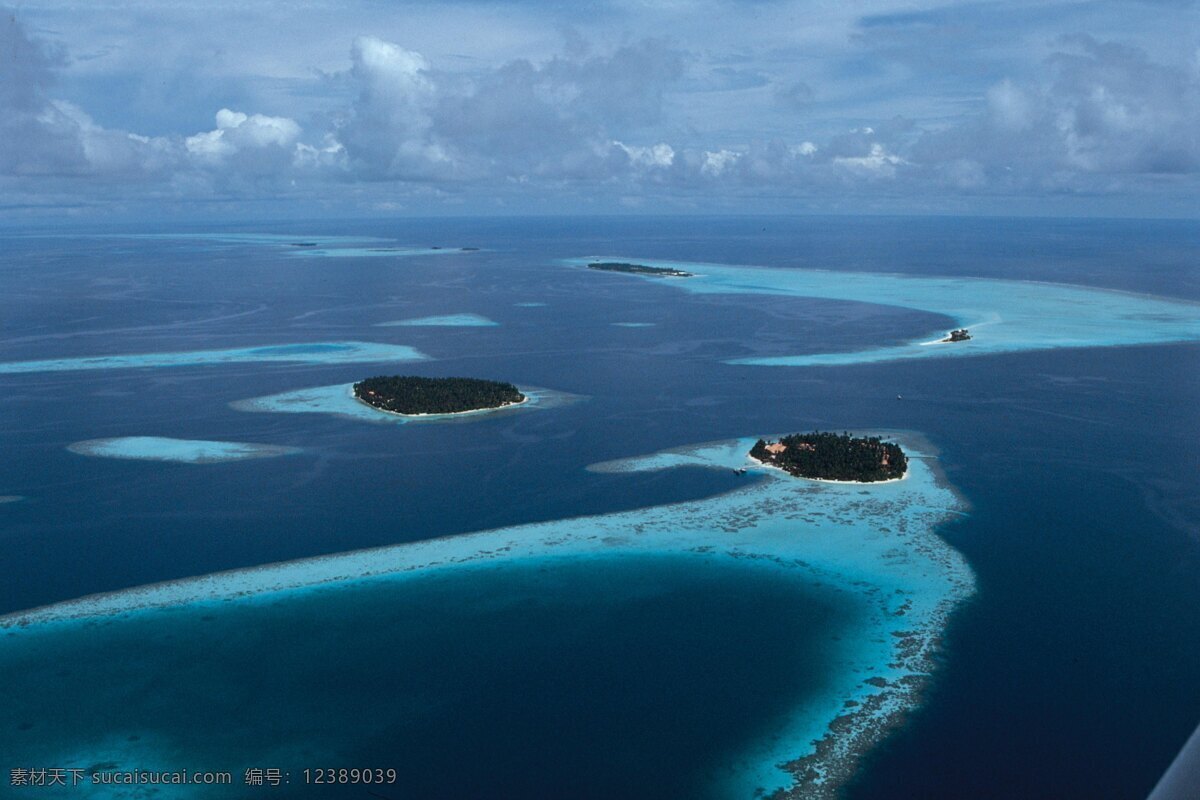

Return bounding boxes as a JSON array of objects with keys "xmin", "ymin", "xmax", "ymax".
[
  {"xmin": 587, "ymin": 261, "xmax": 694, "ymax": 277},
  {"xmin": 353, "ymin": 376, "xmax": 526, "ymax": 415},
  {"xmin": 749, "ymin": 432, "xmax": 907, "ymax": 482}
]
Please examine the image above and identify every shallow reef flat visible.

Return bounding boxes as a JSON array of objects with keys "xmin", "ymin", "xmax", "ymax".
[
  {"xmin": 0, "ymin": 434, "xmax": 971, "ymax": 800},
  {"xmin": 375, "ymin": 313, "xmax": 498, "ymax": 327},
  {"xmin": 0, "ymin": 341, "xmax": 427, "ymax": 374},
  {"xmin": 231, "ymin": 382, "xmax": 575, "ymax": 423},
  {"xmin": 67, "ymin": 437, "xmax": 300, "ymax": 464},
  {"xmin": 21, "ymin": 232, "xmax": 465, "ymax": 260},
  {"xmin": 18, "ymin": 232, "xmax": 386, "ymax": 246},
  {"xmin": 105, "ymin": 233, "xmax": 389, "ymax": 247},
  {"xmin": 290, "ymin": 245, "xmax": 460, "ymax": 259},
  {"xmin": 565, "ymin": 257, "xmax": 1200, "ymax": 366}
]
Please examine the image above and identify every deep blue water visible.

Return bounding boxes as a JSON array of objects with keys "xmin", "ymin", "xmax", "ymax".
[{"xmin": 2, "ymin": 216, "xmax": 1199, "ymax": 798}]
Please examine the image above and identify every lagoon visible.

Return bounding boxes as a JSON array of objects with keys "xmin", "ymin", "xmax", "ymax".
[
  {"xmin": 565, "ymin": 256, "xmax": 1200, "ymax": 366},
  {"xmin": 1, "ymin": 436, "xmax": 970, "ymax": 799}
]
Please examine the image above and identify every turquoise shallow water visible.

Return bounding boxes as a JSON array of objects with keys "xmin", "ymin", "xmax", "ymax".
[
  {"xmin": 100, "ymin": 233, "xmax": 388, "ymax": 245},
  {"xmin": 14, "ymin": 232, "xmax": 473, "ymax": 265},
  {"xmin": 565, "ymin": 257, "xmax": 1200, "ymax": 366},
  {"xmin": 0, "ymin": 341, "xmax": 427, "ymax": 374},
  {"xmin": 376, "ymin": 313, "xmax": 498, "ymax": 327},
  {"xmin": 290, "ymin": 246, "xmax": 460, "ymax": 259},
  {"xmin": 230, "ymin": 383, "xmax": 574, "ymax": 424},
  {"xmin": 0, "ymin": 436, "xmax": 971, "ymax": 798},
  {"xmin": 66, "ymin": 437, "xmax": 301, "ymax": 464}
]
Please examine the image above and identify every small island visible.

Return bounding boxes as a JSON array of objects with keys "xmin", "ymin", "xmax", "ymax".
[
  {"xmin": 749, "ymin": 431, "xmax": 907, "ymax": 482},
  {"xmin": 941, "ymin": 328, "xmax": 972, "ymax": 342},
  {"xmin": 587, "ymin": 261, "xmax": 694, "ymax": 278},
  {"xmin": 353, "ymin": 375, "xmax": 525, "ymax": 416}
]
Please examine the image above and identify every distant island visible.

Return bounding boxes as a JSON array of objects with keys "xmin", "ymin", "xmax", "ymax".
[
  {"xmin": 750, "ymin": 432, "xmax": 907, "ymax": 482},
  {"xmin": 587, "ymin": 261, "xmax": 694, "ymax": 278},
  {"xmin": 941, "ymin": 328, "xmax": 972, "ymax": 342},
  {"xmin": 354, "ymin": 376, "xmax": 526, "ymax": 415}
]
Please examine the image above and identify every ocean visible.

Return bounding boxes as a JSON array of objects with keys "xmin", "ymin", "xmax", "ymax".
[{"xmin": 1, "ymin": 216, "xmax": 1197, "ymax": 799}]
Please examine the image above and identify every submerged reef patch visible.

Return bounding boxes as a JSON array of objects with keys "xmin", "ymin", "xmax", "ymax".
[
  {"xmin": 0, "ymin": 341, "xmax": 428, "ymax": 374},
  {"xmin": 376, "ymin": 314, "xmax": 498, "ymax": 327},
  {"xmin": 26, "ymin": 232, "xmax": 467, "ymax": 260},
  {"xmin": 290, "ymin": 245, "xmax": 459, "ymax": 259},
  {"xmin": 67, "ymin": 437, "xmax": 300, "ymax": 464}
]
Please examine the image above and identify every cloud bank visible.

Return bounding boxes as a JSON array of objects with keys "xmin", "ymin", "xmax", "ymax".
[
  {"xmin": 2, "ymin": 7, "xmax": 1198, "ymax": 216},
  {"xmin": 0, "ymin": 15, "xmax": 173, "ymax": 179}
]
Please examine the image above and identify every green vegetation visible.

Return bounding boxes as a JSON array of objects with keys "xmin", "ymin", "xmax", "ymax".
[
  {"xmin": 587, "ymin": 261, "xmax": 694, "ymax": 277},
  {"xmin": 354, "ymin": 375, "xmax": 525, "ymax": 415},
  {"xmin": 750, "ymin": 431, "xmax": 907, "ymax": 482}
]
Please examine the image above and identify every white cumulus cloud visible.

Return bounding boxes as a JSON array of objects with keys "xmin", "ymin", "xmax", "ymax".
[
  {"xmin": 701, "ymin": 149, "xmax": 741, "ymax": 176},
  {"xmin": 834, "ymin": 142, "xmax": 905, "ymax": 177},
  {"xmin": 613, "ymin": 141, "xmax": 675, "ymax": 168},
  {"xmin": 186, "ymin": 109, "xmax": 302, "ymax": 164}
]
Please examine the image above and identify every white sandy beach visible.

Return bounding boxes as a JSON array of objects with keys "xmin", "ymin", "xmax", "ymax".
[
  {"xmin": 746, "ymin": 450, "xmax": 911, "ymax": 485},
  {"xmin": 350, "ymin": 386, "xmax": 530, "ymax": 418}
]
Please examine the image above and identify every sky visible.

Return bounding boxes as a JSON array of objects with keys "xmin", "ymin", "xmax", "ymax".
[{"xmin": 2, "ymin": 0, "xmax": 1198, "ymax": 221}]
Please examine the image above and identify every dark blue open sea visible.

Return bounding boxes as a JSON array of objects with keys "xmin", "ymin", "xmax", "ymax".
[{"xmin": 1, "ymin": 216, "xmax": 1198, "ymax": 798}]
